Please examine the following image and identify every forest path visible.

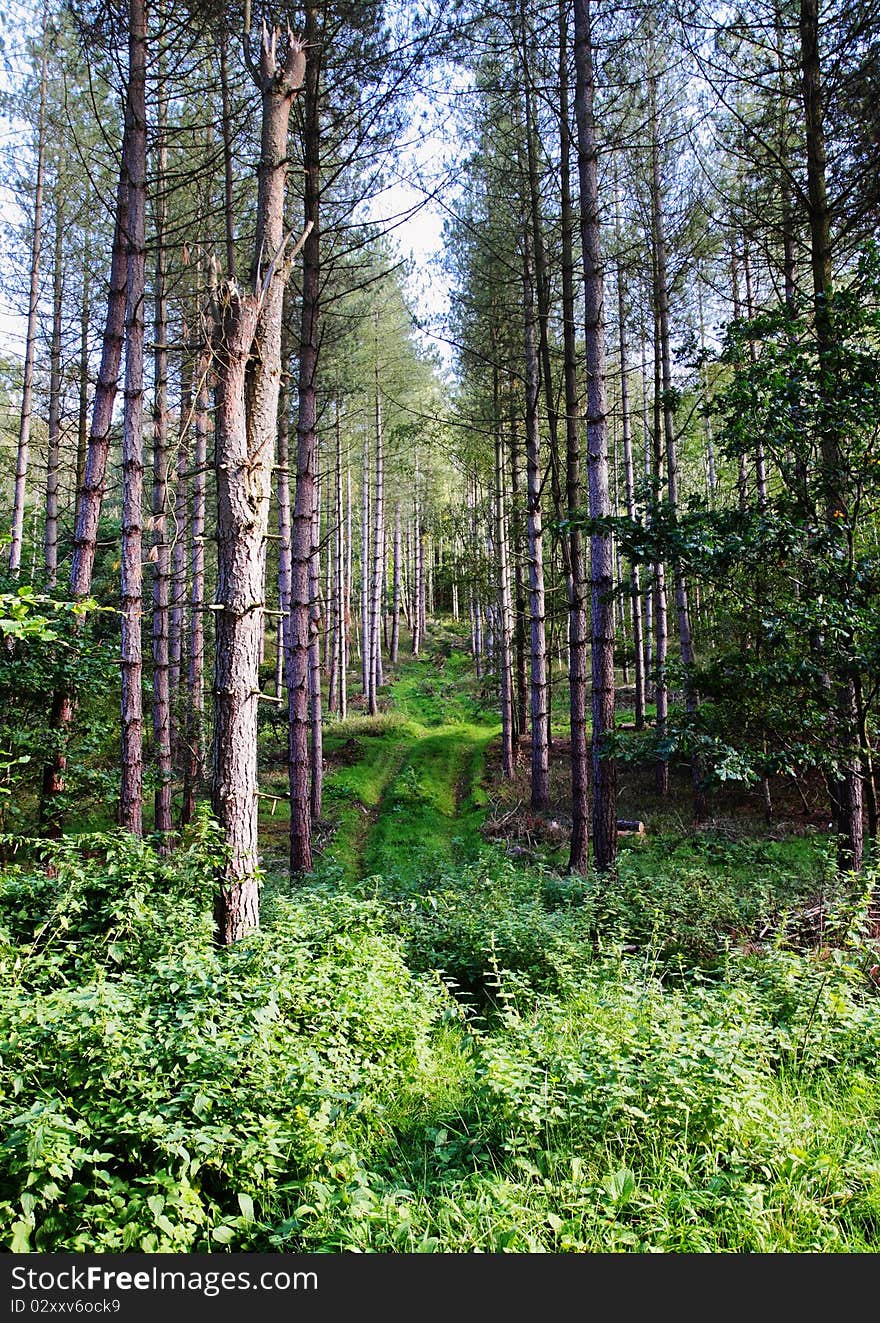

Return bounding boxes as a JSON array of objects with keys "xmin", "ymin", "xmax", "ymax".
[
  {"xmin": 320, "ymin": 644, "xmax": 498, "ymax": 888},
  {"xmin": 360, "ymin": 720, "xmax": 494, "ymax": 887}
]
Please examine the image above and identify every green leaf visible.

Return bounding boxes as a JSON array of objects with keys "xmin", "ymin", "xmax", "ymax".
[
  {"xmin": 605, "ymin": 1168, "xmax": 636, "ymax": 1204},
  {"xmin": 211, "ymin": 1225, "xmax": 235, "ymax": 1244},
  {"xmin": 11, "ymin": 1221, "xmax": 31, "ymax": 1253},
  {"xmin": 237, "ymin": 1193, "xmax": 255, "ymax": 1223}
]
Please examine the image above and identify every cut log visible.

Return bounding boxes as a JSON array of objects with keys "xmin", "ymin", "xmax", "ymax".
[{"xmin": 616, "ymin": 819, "xmax": 646, "ymax": 836}]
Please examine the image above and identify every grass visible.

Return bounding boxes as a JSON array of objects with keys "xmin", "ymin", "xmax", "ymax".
[{"xmin": 3, "ymin": 626, "xmax": 880, "ymax": 1253}]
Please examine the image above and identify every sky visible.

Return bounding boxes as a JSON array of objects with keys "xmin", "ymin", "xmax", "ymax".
[{"xmin": 0, "ymin": 2, "xmax": 469, "ymax": 380}]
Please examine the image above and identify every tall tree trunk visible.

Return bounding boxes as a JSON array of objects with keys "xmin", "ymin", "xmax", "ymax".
[
  {"xmin": 327, "ymin": 428, "xmax": 340, "ymax": 713},
  {"xmin": 276, "ymin": 285, "xmax": 293, "ymax": 713},
  {"xmin": 618, "ymin": 275, "xmax": 646, "ymax": 731},
  {"xmin": 697, "ymin": 280, "xmax": 717, "ymax": 509},
  {"xmin": 743, "ymin": 247, "xmax": 769, "ymax": 509},
  {"xmin": 44, "ymin": 192, "xmax": 64, "ymax": 588},
  {"xmin": 412, "ymin": 475, "xmax": 423, "ymax": 655},
  {"xmin": 212, "ymin": 24, "xmax": 305, "ymax": 931},
  {"xmin": 614, "ymin": 168, "xmax": 646, "ymax": 733},
  {"xmin": 181, "ymin": 341, "xmax": 210, "ymax": 826},
  {"xmin": 75, "ymin": 226, "xmax": 91, "ymax": 501},
  {"xmin": 39, "ymin": 121, "xmax": 131, "ymax": 834},
  {"xmin": 730, "ymin": 244, "xmax": 750, "ymax": 510},
  {"xmin": 417, "ymin": 499, "xmax": 427, "ymax": 645},
  {"xmin": 334, "ymin": 403, "xmax": 347, "ymax": 715},
  {"xmin": 652, "ymin": 304, "xmax": 669, "ymax": 796},
  {"xmin": 574, "ymin": 0, "xmax": 616, "ymax": 869},
  {"xmin": 361, "ymin": 435, "xmax": 372, "ymax": 682},
  {"xmin": 368, "ymin": 379, "xmax": 384, "ymax": 714},
  {"xmin": 390, "ymin": 499, "xmax": 401, "ymax": 664},
  {"xmin": 521, "ymin": 220, "xmax": 550, "ymax": 813},
  {"xmin": 508, "ymin": 392, "xmax": 528, "ymax": 743},
  {"xmin": 799, "ymin": 0, "xmax": 863, "ymax": 871},
  {"xmin": 71, "ymin": 159, "xmax": 129, "ymax": 597},
  {"xmin": 9, "ymin": 17, "xmax": 49, "ymax": 577},
  {"xmin": 285, "ymin": 10, "xmax": 317, "ymax": 878},
  {"xmin": 219, "ymin": 26, "xmax": 237, "ymax": 279},
  {"xmin": 119, "ymin": 0, "xmax": 148, "ymax": 836},
  {"xmin": 559, "ymin": 0, "xmax": 589, "ymax": 870},
  {"xmin": 495, "ymin": 370, "xmax": 515, "ymax": 779},
  {"xmin": 151, "ymin": 64, "xmax": 172, "ymax": 841},
  {"xmin": 639, "ymin": 306, "xmax": 654, "ymax": 701},
  {"xmin": 309, "ymin": 464, "xmax": 323, "ymax": 819},
  {"xmin": 170, "ymin": 355, "xmax": 193, "ymax": 762},
  {"xmin": 650, "ymin": 71, "xmax": 704, "ymax": 820}
]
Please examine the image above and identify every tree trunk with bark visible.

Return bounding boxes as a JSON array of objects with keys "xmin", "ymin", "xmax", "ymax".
[
  {"xmin": 650, "ymin": 75, "xmax": 703, "ymax": 817},
  {"xmin": 390, "ymin": 499, "xmax": 401, "ymax": 664},
  {"xmin": 9, "ymin": 18, "xmax": 48, "ymax": 577},
  {"xmin": 368, "ymin": 381, "xmax": 385, "ymax": 714},
  {"xmin": 309, "ymin": 465, "xmax": 323, "ymax": 819},
  {"xmin": 495, "ymin": 374, "xmax": 515, "ymax": 779},
  {"xmin": 799, "ymin": 0, "xmax": 863, "ymax": 871},
  {"xmin": 181, "ymin": 341, "xmax": 210, "ymax": 826},
  {"xmin": 119, "ymin": 0, "xmax": 148, "ymax": 836},
  {"xmin": 44, "ymin": 192, "xmax": 64, "ymax": 588},
  {"xmin": 559, "ymin": 0, "xmax": 589, "ymax": 870},
  {"xmin": 613, "ymin": 189, "xmax": 646, "ymax": 731},
  {"xmin": 151, "ymin": 67, "xmax": 172, "ymax": 842},
  {"xmin": 286, "ymin": 9, "xmax": 317, "ymax": 877},
  {"xmin": 361, "ymin": 435, "xmax": 372, "ymax": 683},
  {"xmin": 574, "ymin": 0, "xmax": 616, "ymax": 869},
  {"xmin": 211, "ymin": 23, "xmax": 305, "ymax": 932}
]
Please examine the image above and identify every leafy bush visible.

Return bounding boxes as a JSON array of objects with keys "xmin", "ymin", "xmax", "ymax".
[{"xmin": 0, "ymin": 821, "xmax": 449, "ymax": 1251}]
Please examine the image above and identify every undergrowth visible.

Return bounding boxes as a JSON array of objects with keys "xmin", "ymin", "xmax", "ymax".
[
  {"xmin": 2, "ymin": 812, "xmax": 880, "ymax": 1252},
  {"xmin": 3, "ymin": 644, "xmax": 879, "ymax": 1253}
]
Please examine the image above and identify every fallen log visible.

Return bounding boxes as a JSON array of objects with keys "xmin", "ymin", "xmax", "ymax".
[{"xmin": 616, "ymin": 819, "xmax": 646, "ymax": 836}]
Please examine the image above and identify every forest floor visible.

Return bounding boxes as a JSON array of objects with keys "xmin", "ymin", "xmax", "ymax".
[{"xmin": 3, "ymin": 625, "xmax": 880, "ymax": 1252}]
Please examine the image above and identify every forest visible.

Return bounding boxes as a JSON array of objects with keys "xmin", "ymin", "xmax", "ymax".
[{"xmin": 1, "ymin": 0, "xmax": 879, "ymax": 1256}]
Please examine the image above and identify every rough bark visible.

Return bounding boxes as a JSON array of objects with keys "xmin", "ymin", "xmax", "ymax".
[
  {"xmin": 614, "ymin": 168, "xmax": 646, "ymax": 732},
  {"xmin": 75, "ymin": 227, "xmax": 91, "ymax": 501},
  {"xmin": 800, "ymin": 0, "xmax": 863, "ymax": 871},
  {"xmin": 212, "ymin": 23, "xmax": 305, "ymax": 934},
  {"xmin": 9, "ymin": 19, "xmax": 48, "ymax": 577},
  {"xmin": 44, "ymin": 193, "xmax": 64, "ymax": 588},
  {"xmin": 219, "ymin": 26, "xmax": 237, "ymax": 280},
  {"xmin": 495, "ymin": 376, "xmax": 515, "ymax": 779},
  {"xmin": 39, "ymin": 108, "xmax": 131, "ymax": 835},
  {"xmin": 151, "ymin": 67, "xmax": 172, "ymax": 841},
  {"xmin": 70, "ymin": 156, "xmax": 129, "ymax": 598},
  {"xmin": 286, "ymin": 10, "xmax": 317, "ymax": 878},
  {"xmin": 650, "ymin": 75, "xmax": 703, "ymax": 818},
  {"xmin": 170, "ymin": 356, "xmax": 193, "ymax": 758},
  {"xmin": 412, "ymin": 476, "xmax": 423, "ymax": 656},
  {"xmin": 368, "ymin": 380, "xmax": 384, "ymax": 714},
  {"xmin": 181, "ymin": 339, "xmax": 210, "ymax": 826},
  {"xmin": 119, "ymin": 0, "xmax": 148, "ymax": 836},
  {"xmin": 390, "ymin": 499, "xmax": 401, "ymax": 664},
  {"xmin": 361, "ymin": 436, "xmax": 372, "ymax": 682},
  {"xmin": 276, "ymin": 283, "xmax": 293, "ymax": 710},
  {"xmin": 517, "ymin": 185, "xmax": 551, "ymax": 815},
  {"xmin": 559, "ymin": 0, "xmax": 589, "ymax": 870},
  {"xmin": 574, "ymin": 0, "xmax": 616, "ymax": 868},
  {"xmin": 652, "ymin": 306, "xmax": 669, "ymax": 796},
  {"xmin": 508, "ymin": 394, "xmax": 528, "ymax": 742},
  {"xmin": 309, "ymin": 465, "xmax": 323, "ymax": 819}
]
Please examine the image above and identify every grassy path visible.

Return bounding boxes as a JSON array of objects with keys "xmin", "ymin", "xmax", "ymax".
[
  {"xmin": 318, "ymin": 648, "xmax": 498, "ymax": 888},
  {"xmin": 361, "ymin": 721, "xmax": 494, "ymax": 887}
]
